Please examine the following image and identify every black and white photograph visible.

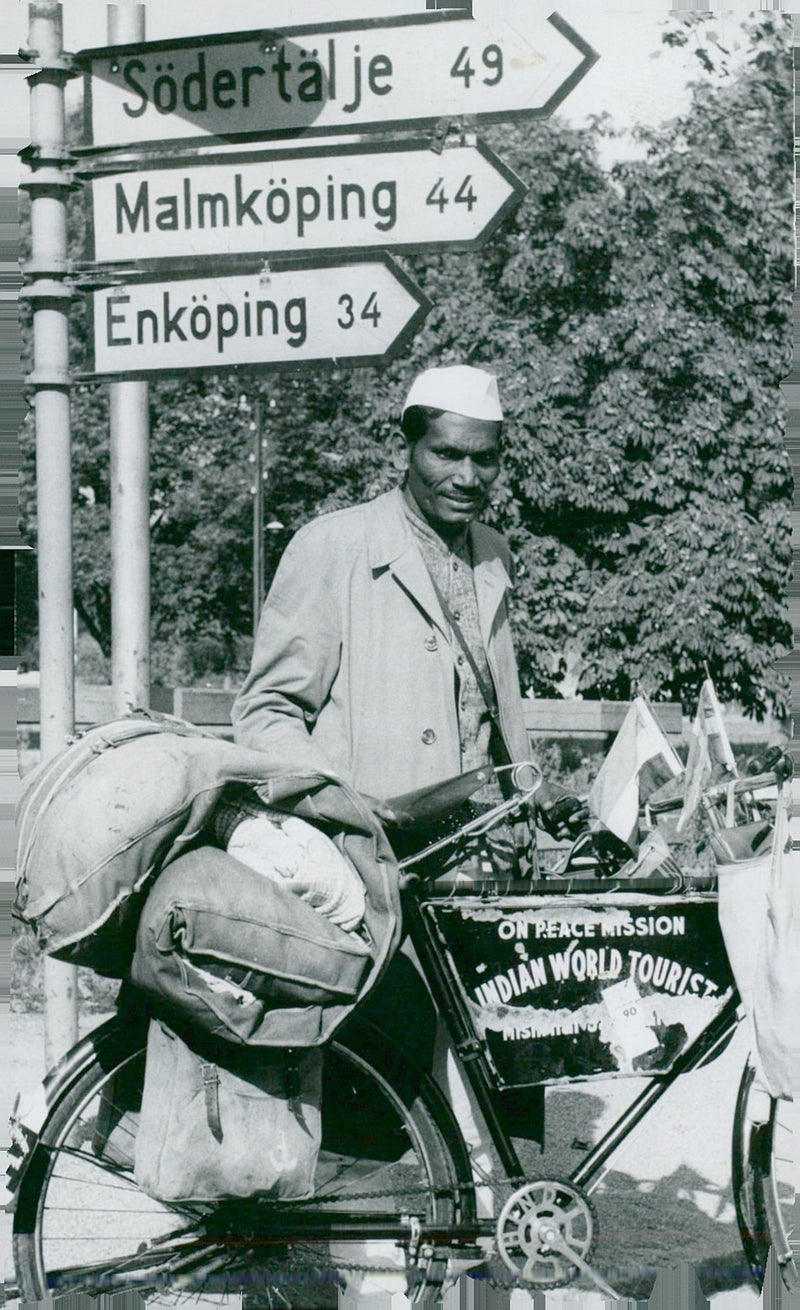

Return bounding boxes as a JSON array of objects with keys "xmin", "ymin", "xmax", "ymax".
[{"xmin": 3, "ymin": 1, "xmax": 798, "ymax": 1307}]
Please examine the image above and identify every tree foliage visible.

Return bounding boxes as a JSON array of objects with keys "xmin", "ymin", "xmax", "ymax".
[{"xmin": 18, "ymin": 15, "xmax": 793, "ymax": 712}]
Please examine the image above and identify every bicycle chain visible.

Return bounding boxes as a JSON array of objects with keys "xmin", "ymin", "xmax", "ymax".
[
  {"xmin": 258, "ymin": 1169, "xmax": 532, "ymax": 1208},
  {"xmin": 183, "ymin": 1171, "xmax": 599, "ymax": 1288}
]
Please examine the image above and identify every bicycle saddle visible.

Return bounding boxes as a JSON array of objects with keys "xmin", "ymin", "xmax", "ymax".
[{"xmin": 385, "ymin": 765, "xmax": 496, "ymax": 829}]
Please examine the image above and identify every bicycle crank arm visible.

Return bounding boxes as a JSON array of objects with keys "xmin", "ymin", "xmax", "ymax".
[{"xmin": 542, "ymin": 1231, "xmax": 621, "ymax": 1299}]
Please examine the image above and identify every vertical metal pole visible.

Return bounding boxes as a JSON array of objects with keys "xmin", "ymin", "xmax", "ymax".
[
  {"xmin": 24, "ymin": 0, "xmax": 78, "ymax": 1063},
  {"xmin": 253, "ymin": 401, "xmax": 265, "ymax": 633},
  {"xmin": 108, "ymin": 2, "xmax": 150, "ymax": 716}
]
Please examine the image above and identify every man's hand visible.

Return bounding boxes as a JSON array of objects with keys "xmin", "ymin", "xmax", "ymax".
[{"xmin": 534, "ymin": 783, "xmax": 590, "ymax": 842}]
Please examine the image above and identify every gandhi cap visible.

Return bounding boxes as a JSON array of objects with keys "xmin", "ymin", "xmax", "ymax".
[{"xmin": 401, "ymin": 365, "xmax": 503, "ymax": 422}]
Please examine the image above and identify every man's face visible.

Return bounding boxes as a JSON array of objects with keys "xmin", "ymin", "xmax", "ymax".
[{"xmin": 400, "ymin": 411, "xmax": 502, "ymax": 535}]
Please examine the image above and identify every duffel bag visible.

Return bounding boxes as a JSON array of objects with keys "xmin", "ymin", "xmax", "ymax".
[
  {"xmin": 135, "ymin": 1016, "xmax": 321, "ymax": 1202},
  {"xmin": 130, "ymin": 844, "xmax": 372, "ymax": 1045},
  {"xmin": 15, "ymin": 712, "xmax": 395, "ymax": 981},
  {"xmin": 713, "ymin": 819, "xmax": 774, "ymax": 1027},
  {"xmin": 15, "ymin": 713, "xmax": 216, "ymax": 974}
]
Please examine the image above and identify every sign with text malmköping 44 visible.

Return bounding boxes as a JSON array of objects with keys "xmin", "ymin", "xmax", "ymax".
[
  {"xmin": 82, "ymin": 138, "xmax": 526, "ymax": 265},
  {"xmin": 76, "ymin": 6, "xmax": 598, "ymax": 152}
]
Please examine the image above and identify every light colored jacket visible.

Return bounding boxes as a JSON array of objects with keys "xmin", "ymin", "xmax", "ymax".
[{"xmin": 232, "ymin": 487, "xmax": 532, "ymax": 800}]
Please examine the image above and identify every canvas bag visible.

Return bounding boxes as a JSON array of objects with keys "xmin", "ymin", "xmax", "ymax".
[
  {"xmin": 134, "ymin": 1017, "xmax": 322, "ymax": 1202},
  {"xmin": 751, "ymin": 790, "xmax": 800, "ymax": 1099},
  {"xmin": 714, "ymin": 785, "xmax": 798, "ymax": 1097},
  {"xmin": 130, "ymin": 844, "xmax": 372, "ymax": 1045},
  {"xmin": 713, "ymin": 817, "xmax": 774, "ymax": 1026},
  {"xmin": 14, "ymin": 712, "xmax": 276, "ymax": 975},
  {"xmin": 14, "ymin": 714, "xmax": 401, "ymax": 1036}
]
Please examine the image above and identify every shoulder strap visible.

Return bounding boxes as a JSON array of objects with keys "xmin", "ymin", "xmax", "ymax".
[{"xmin": 427, "ymin": 573, "xmax": 511, "ymax": 767}]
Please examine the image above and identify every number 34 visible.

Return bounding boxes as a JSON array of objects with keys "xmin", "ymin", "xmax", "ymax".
[{"xmin": 337, "ymin": 292, "xmax": 382, "ymax": 329}]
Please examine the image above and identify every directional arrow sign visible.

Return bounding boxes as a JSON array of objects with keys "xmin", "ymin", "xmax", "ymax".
[
  {"xmin": 81, "ymin": 254, "xmax": 430, "ymax": 380},
  {"xmin": 82, "ymin": 138, "xmax": 526, "ymax": 266},
  {"xmin": 76, "ymin": 7, "xmax": 598, "ymax": 152}
]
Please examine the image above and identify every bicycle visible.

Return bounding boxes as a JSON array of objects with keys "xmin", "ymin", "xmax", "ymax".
[{"xmin": 8, "ymin": 761, "xmax": 798, "ymax": 1303}]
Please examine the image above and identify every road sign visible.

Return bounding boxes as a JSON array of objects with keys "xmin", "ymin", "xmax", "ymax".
[
  {"xmin": 80, "ymin": 254, "xmax": 430, "ymax": 380},
  {"xmin": 76, "ymin": 7, "xmax": 598, "ymax": 152},
  {"xmin": 81, "ymin": 138, "xmax": 526, "ymax": 266}
]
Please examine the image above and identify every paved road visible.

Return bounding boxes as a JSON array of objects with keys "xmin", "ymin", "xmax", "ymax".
[{"xmin": 3, "ymin": 1008, "xmax": 776, "ymax": 1305}]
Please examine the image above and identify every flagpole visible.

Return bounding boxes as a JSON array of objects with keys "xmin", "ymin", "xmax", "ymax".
[{"xmin": 704, "ymin": 678, "xmax": 738, "ymax": 776}]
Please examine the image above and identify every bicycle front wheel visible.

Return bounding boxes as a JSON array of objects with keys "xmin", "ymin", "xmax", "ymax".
[
  {"xmin": 13, "ymin": 1015, "xmax": 476, "ymax": 1305},
  {"xmin": 732, "ymin": 1058, "xmax": 799, "ymax": 1291}
]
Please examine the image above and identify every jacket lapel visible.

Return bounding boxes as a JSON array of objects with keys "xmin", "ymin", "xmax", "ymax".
[
  {"xmin": 365, "ymin": 489, "xmax": 449, "ymax": 637},
  {"xmin": 364, "ymin": 489, "xmax": 511, "ymax": 647}
]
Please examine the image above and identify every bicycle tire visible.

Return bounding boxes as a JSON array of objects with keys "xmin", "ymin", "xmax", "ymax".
[
  {"xmin": 13, "ymin": 1014, "xmax": 476, "ymax": 1305},
  {"xmin": 732, "ymin": 1058, "xmax": 799, "ymax": 1291}
]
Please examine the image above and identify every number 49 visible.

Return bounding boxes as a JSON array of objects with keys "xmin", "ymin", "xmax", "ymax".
[{"xmin": 450, "ymin": 44, "xmax": 503, "ymax": 88}]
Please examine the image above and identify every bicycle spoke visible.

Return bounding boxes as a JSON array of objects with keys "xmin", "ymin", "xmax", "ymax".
[
  {"xmin": 15, "ymin": 1031, "xmax": 469, "ymax": 1302},
  {"xmin": 45, "ymin": 1237, "xmax": 205, "ymax": 1293},
  {"xmin": 314, "ymin": 1154, "xmax": 428, "ymax": 1203}
]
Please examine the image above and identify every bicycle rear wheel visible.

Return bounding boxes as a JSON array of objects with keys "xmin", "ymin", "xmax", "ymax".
[
  {"xmin": 13, "ymin": 1015, "xmax": 475, "ymax": 1305},
  {"xmin": 732, "ymin": 1058, "xmax": 799, "ymax": 1291}
]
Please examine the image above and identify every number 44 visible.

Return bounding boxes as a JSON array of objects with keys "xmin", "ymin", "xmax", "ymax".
[{"xmin": 426, "ymin": 175, "xmax": 478, "ymax": 214}]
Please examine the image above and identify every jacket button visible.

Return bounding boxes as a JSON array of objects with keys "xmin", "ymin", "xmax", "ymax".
[
  {"xmin": 424, "ymin": 634, "xmax": 438, "ymax": 651},
  {"xmin": 421, "ymin": 728, "xmax": 437, "ymax": 745}
]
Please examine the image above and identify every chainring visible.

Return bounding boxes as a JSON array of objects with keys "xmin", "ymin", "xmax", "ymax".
[{"xmin": 494, "ymin": 1177, "xmax": 597, "ymax": 1289}]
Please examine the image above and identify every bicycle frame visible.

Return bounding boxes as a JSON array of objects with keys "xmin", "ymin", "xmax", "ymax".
[
  {"xmin": 403, "ymin": 885, "xmax": 742, "ymax": 1205},
  {"xmin": 10, "ymin": 758, "xmax": 790, "ymax": 1302}
]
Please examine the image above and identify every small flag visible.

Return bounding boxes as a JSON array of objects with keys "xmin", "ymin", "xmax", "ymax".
[
  {"xmin": 588, "ymin": 697, "xmax": 684, "ymax": 848},
  {"xmin": 676, "ymin": 679, "xmax": 737, "ymax": 834}
]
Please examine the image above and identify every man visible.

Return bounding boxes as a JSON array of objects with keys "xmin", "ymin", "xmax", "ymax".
[
  {"xmin": 233, "ymin": 363, "xmax": 583, "ymax": 843},
  {"xmin": 232, "ymin": 365, "xmax": 585, "ymax": 1252}
]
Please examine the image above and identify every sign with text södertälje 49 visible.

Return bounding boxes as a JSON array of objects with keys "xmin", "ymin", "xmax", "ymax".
[
  {"xmin": 76, "ymin": 5, "xmax": 598, "ymax": 152},
  {"xmin": 82, "ymin": 139, "xmax": 525, "ymax": 266},
  {"xmin": 81, "ymin": 254, "xmax": 430, "ymax": 381}
]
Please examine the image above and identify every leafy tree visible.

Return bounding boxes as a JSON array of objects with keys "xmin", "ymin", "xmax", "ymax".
[
  {"xmin": 17, "ymin": 15, "xmax": 792, "ymax": 713},
  {"xmin": 387, "ymin": 13, "xmax": 793, "ymax": 714}
]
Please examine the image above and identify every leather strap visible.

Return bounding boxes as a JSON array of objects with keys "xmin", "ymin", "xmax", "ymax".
[
  {"xmin": 427, "ymin": 573, "xmax": 511, "ymax": 767},
  {"xmin": 201, "ymin": 1061, "xmax": 222, "ymax": 1141}
]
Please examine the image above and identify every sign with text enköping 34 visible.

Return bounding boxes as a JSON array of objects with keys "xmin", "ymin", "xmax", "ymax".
[
  {"xmin": 81, "ymin": 254, "xmax": 430, "ymax": 380},
  {"xmin": 76, "ymin": 7, "xmax": 598, "ymax": 152},
  {"xmin": 83, "ymin": 138, "xmax": 526, "ymax": 266}
]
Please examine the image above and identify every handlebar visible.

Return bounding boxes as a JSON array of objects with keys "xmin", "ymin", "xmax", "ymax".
[
  {"xmin": 395, "ymin": 762, "xmax": 789, "ymax": 893},
  {"xmin": 396, "ymin": 760, "xmax": 543, "ymax": 886}
]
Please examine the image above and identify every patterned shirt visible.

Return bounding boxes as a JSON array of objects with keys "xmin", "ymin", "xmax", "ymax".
[{"xmin": 402, "ymin": 496, "xmax": 503, "ymax": 807}]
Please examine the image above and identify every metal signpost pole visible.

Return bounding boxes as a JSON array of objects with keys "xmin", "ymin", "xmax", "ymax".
[
  {"xmin": 253, "ymin": 399, "xmax": 264, "ymax": 635},
  {"xmin": 23, "ymin": 0, "xmax": 78, "ymax": 1063},
  {"xmin": 107, "ymin": 1, "xmax": 150, "ymax": 716}
]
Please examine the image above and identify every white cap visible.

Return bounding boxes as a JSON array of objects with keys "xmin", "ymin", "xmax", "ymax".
[{"xmin": 401, "ymin": 365, "xmax": 503, "ymax": 422}]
